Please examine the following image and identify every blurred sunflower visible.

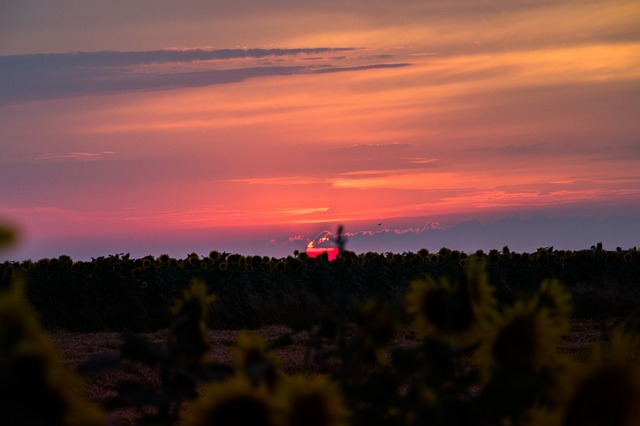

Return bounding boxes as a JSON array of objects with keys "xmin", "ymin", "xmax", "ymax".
[
  {"xmin": 475, "ymin": 299, "xmax": 562, "ymax": 382},
  {"xmin": 608, "ymin": 327, "xmax": 640, "ymax": 361},
  {"xmin": 168, "ymin": 279, "xmax": 216, "ymax": 366},
  {"xmin": 357, "ymin": 298, "xmax": 400, "ymax": 365},
  {"xmin": 407, "ymin": 276, "xmax": 476, "ymax": 346},
  {"xmin": 0, "ymin": 279, "xmax": 106, "ymax": 425},
  {"xmin": 181, "ymin": 375, "xmax": 273, "ymax": 426},
  {"xmin": 534, "ymin": 279, "xmax": 572, "ymax": 335},
  {"xmin": 465, "ymin": 256, "xmax": 497, "ymax": 316},
  {"xmin": 406, "ymin": 259, "xmax": 495, "ymax": 346},
  {"xmin": 230, "ymin": 332, "xmax": 283, "ymax": 388},
  {"xmin": 273, "ymin": 374, "xmax": 349, "ymax": 426},
  {"xmin": 0, "ymin": 223, "xmax": 16, "ymax": 247},
  {"xmin": 539, "ymin": 331, "xmax": 640, "ymax": 426}
]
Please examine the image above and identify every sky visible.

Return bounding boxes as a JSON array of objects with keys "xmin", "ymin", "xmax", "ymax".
[{"xmin": 1, "ymin": 0, "xmax": 640, "ymax": 260}]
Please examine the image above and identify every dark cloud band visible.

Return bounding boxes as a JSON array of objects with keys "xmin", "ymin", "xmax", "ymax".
[{"xmin": 0, "ymin": 47, "xmax": 412, "ymax": 102}]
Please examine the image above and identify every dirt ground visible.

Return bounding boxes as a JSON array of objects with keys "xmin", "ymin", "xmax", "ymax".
[{"xmin": 51, "ymin": 318, "xmax": 613, "ymax": 425}]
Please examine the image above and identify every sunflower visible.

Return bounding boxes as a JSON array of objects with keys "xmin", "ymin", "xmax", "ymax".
[
  {"xmin": 357, "ymin": 298, "xmax": 400, "ymax": 365},
  {"xmin": 475, "ymin": 298, "xmax": 563, "ymax": 382},
  {"xmin": 168, "ymin": 279, "xmax": 216, "ymax": 366},
  {"xmin": 538, "ymin": 332, "xmax": 640, "ymax": 426},
  {"xmin": 181, "ymin": 375, "xmax": 273, "ymax": 426},
  {"xmin": 533, "ymin": 279, "xmax": 572, "ymax": 335},
  {"xmin": 170, "ymin": 279, "xmax": 216, "ymax": 317},
  {"xmin": 230, "ymin": 332, "xmax": 283, "ymax": 388},
  {"xmin": 272, "ymin": 374, "xmax": 349, "ymax": 426},
  {"xmin": 607, "ymin": 327, "xmax": 640, "ymax": 361},
  {"xmin": 250, "ymin": 255, "xmax": 263, "ymax": 268},
  {"xmin": 406, "ymin": 259, "xmax": 495, "ymax": 346},
  {"xmin": 406, "ymin": 275, "xmax": 474, "ymax": 345},
  {"xmin": 0, "ymin": 279, "xmax": 106, "ymax": 425},
  {"xmin": 359, "ymin": 298, "xmax": 399, "ymax": 347},
  {"xmin": 2, "ymin": 263, "xmax": 15, "ymax": 276},
  {"xmin": 21, "ymin": 259, "xmax": 34, "ymax": 272},
  {"xmin": 558, "ymin": 364, "xmax": 640, "ymax": 426},
  {"xmin": 0, "ymin": 223, "xmax": 16, "ymax": 247},
  {"xmin": 464, "ymin": 256, "xmax": 497, "ymax": 315}
]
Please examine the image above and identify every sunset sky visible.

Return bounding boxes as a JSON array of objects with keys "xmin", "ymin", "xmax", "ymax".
[{"xmin": 2, "ymin": 0, "xmax": 640, "ymax": 260}]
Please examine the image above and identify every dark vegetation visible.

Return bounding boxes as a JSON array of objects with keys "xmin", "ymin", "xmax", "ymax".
[
  {"xmin": 2, "ymin": 219, "xmax": 640, "ymax": 425},
  {"xmin": 2, "ymin": 243, "xmax": 639, "ymax": 332}
]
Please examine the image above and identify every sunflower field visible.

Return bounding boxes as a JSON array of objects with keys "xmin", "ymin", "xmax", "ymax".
[
  {"xmin": 1, "ymin": 244, "xmax": 640, "ymax": 331},
  {"xmin": 1, "ymin": 223, "xmax": 640, "ymax": 425}
]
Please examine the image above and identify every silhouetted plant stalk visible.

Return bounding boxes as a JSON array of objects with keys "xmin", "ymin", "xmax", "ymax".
[{"xmin": 334, "ymin": 224, "xmax": 348, "ymax": 258}]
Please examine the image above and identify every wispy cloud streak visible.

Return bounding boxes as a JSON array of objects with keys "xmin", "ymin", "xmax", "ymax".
[
  {"xmin": 35, "ymin": 151, "xmax": 115, "ymax": 162},
  {"xmin": 0, "ymin": 47, "xmax": 411, "ymax": 102}
]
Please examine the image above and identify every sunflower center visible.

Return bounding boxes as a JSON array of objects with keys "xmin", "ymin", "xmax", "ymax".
[
  {"xmin": 564, "ymin": 366, "xmax": 639, "ymax": 426},
  {"xmin": 209, "ymin": 395, "xmax": 271, "ymax": 426},
  {"xmin": 1, "ymin": 356, "xmax": 67, "ymax": 426},
  {"xmin": 423, "ymin": 288, "xmax": 474, "ymax": 333},
  {"xmin": 288, "ymin": 393, "xmax": 330, "ymax": 426},
  {"xmin": 491, "ymin": 316, "xmax": 536, "ymax": 366}
]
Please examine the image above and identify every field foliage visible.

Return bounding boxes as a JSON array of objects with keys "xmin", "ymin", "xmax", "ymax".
[
  {"xmin": 2, "ymin": 247, "xmax": 640, "ymax": 425},
  {"xmin": 2, "ymin": 218, "xmax": 640, "ymax": 426},
  {"xmin": 1, "ymin": 244, "xmax": 639, "ymax": 331}
]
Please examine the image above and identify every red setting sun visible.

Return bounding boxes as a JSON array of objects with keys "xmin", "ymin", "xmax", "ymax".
[{"xmin": 305, "ymin": 232, "xmax": 340, "ymax": 261}]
